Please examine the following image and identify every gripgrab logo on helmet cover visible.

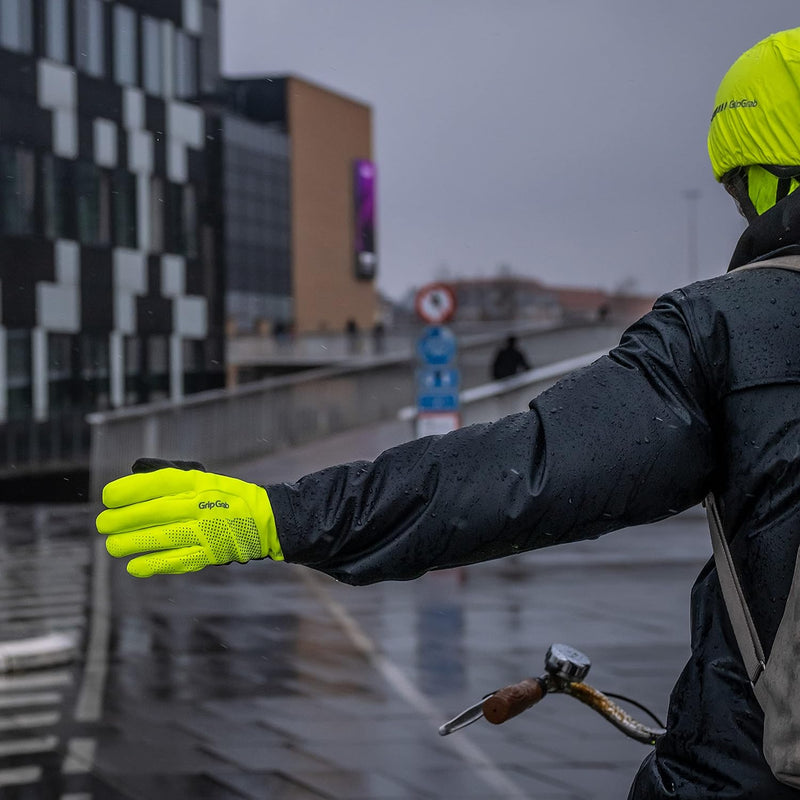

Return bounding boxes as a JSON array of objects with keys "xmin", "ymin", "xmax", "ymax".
[{"xmin": 711, "ymin": 98, "xmax": 758, "ymax": 121}]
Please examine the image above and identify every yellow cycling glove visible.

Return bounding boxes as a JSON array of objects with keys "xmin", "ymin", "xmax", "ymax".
[{"xmin": 96, "ymin": 464, "xmax": 283, "ymax": 578}]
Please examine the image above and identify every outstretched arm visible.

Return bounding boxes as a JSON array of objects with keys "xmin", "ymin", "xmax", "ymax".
[
  {"xmin": 269, "ymin": 292, "xmax": 717, "ymax": 584},
  {"xmin": 97, "ymin": 291, "xmax": 717, "ymax": 584}
]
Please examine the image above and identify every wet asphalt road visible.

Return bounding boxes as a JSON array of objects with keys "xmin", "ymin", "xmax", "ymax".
[{"xmin": 0, "ymin": 423, "xmax": 712, "ymax": 800}]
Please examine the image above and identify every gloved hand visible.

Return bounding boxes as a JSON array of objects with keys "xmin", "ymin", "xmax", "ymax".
[{"xmin": 96, "ymin": 461, "xmax": 283, "ymax": 578}]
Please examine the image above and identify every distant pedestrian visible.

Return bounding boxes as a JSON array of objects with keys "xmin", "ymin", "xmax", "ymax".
[
  {"xmin": 345, "ymin": 318, "xmax": 360, "ymax": 354},
  {"xmin": 372, "ymin": 320, "xmax": 386, "ymax": 354},
  {"xmin": 491, "ymin": 335, "xmax": 531, "ymax": 380}
]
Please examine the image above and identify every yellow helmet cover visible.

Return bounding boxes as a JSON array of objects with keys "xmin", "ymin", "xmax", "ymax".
[{"xmin": 708, "ymin": 28, "xmax": 800, "ymax": 182}]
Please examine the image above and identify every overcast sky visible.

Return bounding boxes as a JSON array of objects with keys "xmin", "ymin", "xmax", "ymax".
[{"xmin": 221, "ymin": 2, "xmax": 799, "ymax": 301}]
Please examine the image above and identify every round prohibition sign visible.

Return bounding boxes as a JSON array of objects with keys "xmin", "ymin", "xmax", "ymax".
[{"xmin": 415, "ymin": 283, "xmax": 456, "ymax": 324}]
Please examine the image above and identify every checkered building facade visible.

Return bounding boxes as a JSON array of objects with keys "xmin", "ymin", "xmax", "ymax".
[{"xmin": 0, "ymin": 0, "xmax": 223, "ymax": 465}]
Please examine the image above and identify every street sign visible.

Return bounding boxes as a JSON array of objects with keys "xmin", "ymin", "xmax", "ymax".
[
  {"xmin": 416, "ymin": 367, "xmax": 460, "ymax": 391},
  {"xmin": 415, "ymin": 283, "xmax": 456, "ymax": 324},
  {"xmin": 417, "ymin": 393, "xmax": 459, "ymax": 412},
  {"xmin": 417, "ymin": 325, "xmax": 457, "ymax": 366},
  {"xmin": 416, "ymin": 412, "xmax": 460, "ymax": 437}
]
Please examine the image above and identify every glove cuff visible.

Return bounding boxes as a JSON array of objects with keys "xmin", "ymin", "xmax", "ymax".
[{"xmin": 253, "ymin": 484, "xmax": 283, "ymax": 561}]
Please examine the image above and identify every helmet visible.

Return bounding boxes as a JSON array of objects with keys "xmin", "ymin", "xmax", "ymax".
[{"xmin": 708, "ymin": 28, "xmax": 800, "ymax": 218}]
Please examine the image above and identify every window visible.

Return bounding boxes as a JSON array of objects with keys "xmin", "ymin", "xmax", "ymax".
[
  {"xmin": 142, "ymin": 16, "xmax": 163, "ymax": 96},
  {"xmin": 183, "ymin": 184, "xmax": 198, "ymax": 258},
  {"xmin": 113, "ymin": 5, "xmax": 137, "ymax": 86},
  {"xmin": 165, "ymin": 182, "xmax": 198, "ymax": 256},
  {"xmin": 48, "ymin": 333, "xmax": 79, "ymax": 412},
  {"xmin": 75, "ymin": 0, "xmax": 104, "ymax": 77},
  {"xmin": 146, "ymin": 335, "xmax": 169, "ymax": 401},
  {"xmin": 76, "ymin": 162, "xmax": 111, "ymax": 245},
  {"xmin": 112, "ymin": 170, "xmax": 137, "ymax": 248},
  {"xmin": 200, "ymin": 0, "xmax": 219, "ymax": 95},
  {"xmin": 6, "ymin": 329, "xmax": 31, "ymax": 421},
  {"xmin": 150, "ymin": 176, "xmax": 164, "ymax": 251},
  {"xmin": 174, "ymin": 31, "xmax": 198, "ymax": 99},
  {"xmin": 0, "ymin": 145, "xmax": 35, "ymax": 236},
  {"xmin": 44, "ymin": 0, "xmax": 67, "ymax": 61},
  {"xmin": 124, "ymin": 336, "xmax": 142, "ymax": 404},
  {"xmin": 79, "ymin": 333, "xmax": 110, "ymax": 411},
  {"xmin": 42, "ymin": 155, "xmax": 74, "ymax": 240},
  {"xmin": 0, "ymin": 0, "xmax": 32, "ymax": 53}
]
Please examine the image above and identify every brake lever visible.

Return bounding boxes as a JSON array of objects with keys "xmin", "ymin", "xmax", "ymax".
[{"xmin": 438, "ymin": 694, "xmax": 494, "ymax": 736}]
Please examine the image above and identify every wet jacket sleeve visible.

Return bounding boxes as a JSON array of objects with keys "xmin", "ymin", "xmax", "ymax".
[{"xmin": 266, "ymin": 291, "xmax": 718, "ymax": 585}]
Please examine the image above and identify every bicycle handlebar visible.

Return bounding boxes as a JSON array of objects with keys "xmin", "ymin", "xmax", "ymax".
[
  {"xmin": 440, "ymin": 643, "xmax": 666, "ymax": 745},
  {"xmin": 482, "ymin": 677, "xmax": 547, "ymax": 724}
]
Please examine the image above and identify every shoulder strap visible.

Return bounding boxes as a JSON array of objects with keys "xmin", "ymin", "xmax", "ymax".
[
  {"xmin": 706, "ymin": 255, "xmax": 798, "ymax": 683},
  {"xmin": 734, "ymin": 255, "xmax": 800, "ymax": 273},
  {"xmin": 705, "ymin": 494, "xmax": 766, "ymax": 684}
]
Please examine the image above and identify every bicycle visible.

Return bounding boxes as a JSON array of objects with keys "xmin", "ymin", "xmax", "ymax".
[{"xmin": 439, "ymin": 642, "xmax": 666, "ymax": 745}]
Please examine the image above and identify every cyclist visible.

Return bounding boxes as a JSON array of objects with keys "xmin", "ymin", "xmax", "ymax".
[{"xmin": 97, "ymin": 28, "xmax": 800, "ymax": 799}]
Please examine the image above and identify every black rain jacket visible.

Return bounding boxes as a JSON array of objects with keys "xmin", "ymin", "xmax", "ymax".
[{"xmin": 267, "ymin": 190, "xmax": 800, "ymax": 798}]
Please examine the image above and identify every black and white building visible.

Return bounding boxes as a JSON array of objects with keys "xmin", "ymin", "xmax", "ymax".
[{"xmin": 0, "ymin": 0, "xmax": 225, "ymax": 477}]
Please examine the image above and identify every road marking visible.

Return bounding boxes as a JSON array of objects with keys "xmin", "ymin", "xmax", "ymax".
[
  {"xmin": 74, "ymin": 537, "xmax": 110, "ymax": 722},
  {"xmin": 0, "ymin": 766, "xmax": 42, "ymax": 786},
  {"xmin": 0, "ymin": 735, "xmax": 59, "ymax": 756},
  {"xmin": 0, "ymin": 605, "xmax": 86, "ymax": 621},
  {"xmin": 0, "ymin": 594, "xmax": 86, "ymax": 610},
  {"xmin": 0, "ymin": 669, "xmax": 72, "ymax": 692},
  {"xmin": 0, "ymin": 711, "xmax": 60, "ymax": 731},
  {"xmin": 299, "ymin": 568, "xmax": 530, "ymax": 800},
  {"xmin": 62, "ymin": 737, "xmax": 96, "ymax": 774},
  {"xmin": 0, "ymin": 692, "xmax": 62, "ymax": 709}
]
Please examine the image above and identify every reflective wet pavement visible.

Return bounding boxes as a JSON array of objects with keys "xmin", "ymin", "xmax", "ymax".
[{"xmin": 0, "ymin": 421, "xmax": 713, "ymax": 799}]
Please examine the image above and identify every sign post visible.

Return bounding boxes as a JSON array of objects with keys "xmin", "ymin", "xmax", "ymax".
[{"xmin": 414, "ymin": 284, "xmax": 460, "ymax": 438}]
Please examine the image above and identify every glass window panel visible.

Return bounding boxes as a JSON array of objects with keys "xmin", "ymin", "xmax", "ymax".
[
  {"xmin": 0, "ymin": 0, "xmax": 32, "ymax": 53},
  {"xmin": 42, "ymin": 155, "xmax": 74, "ymax": 240},
  {"xmin": 112, "ymin": 170, "xmax": 137, "ymax": 248},
  {"xmin": 174, "ymin": 31, "xmax": 197, "ymax": 99},
  {"xmin": 200, "ymin": 0, "xmax": 219, "ymax": 95},
  {"xmin": 150, "ymin": 176, "xmax": 164, "ymax": 251},
  {"xmin": 98, "ymin": 170, "xmax": 111, "ymax": 245},
  {"xmin": 113, "ymin": 5, "xmax": 137, "ymax": 85},
  {"xmin": 44, "ymin": 0, "xmax": 67, "ymax": 62},
  {"xmin": 0, "ymin": 145, "xmax": 35, "ymax": 236},
  {"xmin": 75, "ymin": 0, "xmax": 104, "ymax": 77},
  {"xmin": 142, "ymin": 16, "xmax": 163, "ymax": 96},
  {"xmin": 80, "ymin": 333, "xmax": 110, "ymax": 411},
  {"xmin": 48, "ymin": 333, "xmax": 80, "ymax": 411},
  {"xmin": 44, "ymin": 0, "xmax": 64, "ymax": 59},
  {"xmin": 7, "ymin": 329, "xmax": 31, "ymax": 421},
  {"xmin": 76, "ymin": 161, "xmax": 103, "ymax": 245},
  {"xmin": 147, "ymin": 336, "xmax": 168, "ymax": 375}
]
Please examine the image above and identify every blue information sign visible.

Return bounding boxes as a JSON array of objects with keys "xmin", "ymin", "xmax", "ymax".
[
  {"xmin": 417, "ymin": 393, "xmax": 460, "ymax": 412},
  {"xmin": 416, "ymin": 326, "xmax": 457, "ymax": 366},
  {"xmin": 415, "ymin": 324, "xmax": 460, "ymax": 425},
  {"xmin": 416, "ymin": 367, "xmax": 460, "ymax": 392}
]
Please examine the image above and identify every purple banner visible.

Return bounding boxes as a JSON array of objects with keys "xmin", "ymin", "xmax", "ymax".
[{"xmin": 353, "ymin": 159, "xmax": 377, "ymax": 280}]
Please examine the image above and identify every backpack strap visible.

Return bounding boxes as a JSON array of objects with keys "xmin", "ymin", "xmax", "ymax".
[
  {"xmin": 734, "ymin": 254, "xmax": 800, "ymax": 273},
  {"xmin": 707, "ymin": 253, "xmax": 800, "ymax": 684},
  {"xmin": 705, "ymin": 494, "xmax": 766, "ymax": 684}
]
